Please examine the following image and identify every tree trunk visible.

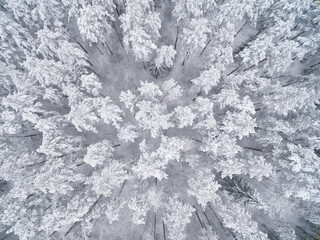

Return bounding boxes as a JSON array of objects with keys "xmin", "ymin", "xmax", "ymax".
[
  {"xmin": 200, "ymin": 39, "xmax": 211, "ymax": 56},
  {"xmin": 291, "ymin": 31, "xmax": 305, "ymax": 41},
  {"xmin": 174, "ymin": 27, "xmax": 179, "ymax": 50},
  {"xmin": 105, "ymin": 41, "xmax": 114, "ymax": 55},
  {"xmin": 203, "ymin": 211, "xmax": 213, "ymax": 227},
  {"xmin": 94, "ymin": 45, "xmax": 104, "ymax": 55},
  {"xmin": 182, "ymin": 52, "xmax": 189, "ymax": 66},
  {"xmin": 77, "ymin": 41, "xmax": 88, "ymax": 54},
  {"xmin": 119, "ymin": 179, "xmax": 127, "ymax": 196},
  {"xmin": 162, "ymin": 220, "xmax": 166, "ymax": 240},
  {"xmin": 65, "ymin": 221, "xmax": 80, "ymax": 236},
  {"xmin": 112, "ymin": 22, "xmax": 124, "ymax": 48},
  {"xmin": 154, "ymin": 214, "xmax": 157, "ymax": 240},
  {"xmin": 234, "ymin": 21, "xmax": 248, "ymax": 37},
  {"xmin": 227, "ymin": 65, "xmax": 241, "ymax": 76},
  {"xmin": 244, "ymin": 147, "xmax": 264, "ymax": 152}
]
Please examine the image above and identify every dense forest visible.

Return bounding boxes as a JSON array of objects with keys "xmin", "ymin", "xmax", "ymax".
[{"xmin": 0, "ymin": 0, "xmax": 319, "ymax": 239}]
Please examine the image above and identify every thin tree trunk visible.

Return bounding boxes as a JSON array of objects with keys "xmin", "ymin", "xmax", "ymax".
[
  {"xmin": 182, "ymin": 52, "xmax": 189, "ymax": 66},
  {"xmin": 162, "ymin": 220, "xmax": 166, "ymax": 240},
  {"xmin": 203, "ymin": 211, "xmax": 213, "ymax": 227},
  {"xmin": 115, "ymin": 6, "xmax": 120, "ymax": 17},
  {"xmin": 86, "ymin": 59, "xmax": 94, "ymax": 66},
  {"xmin": 1, "ymin": 233, "xmax": 13, "ymax": 240},
  {"xmin": 194, "ymin": 207, "xmax": 206, "ymax": 230},
  {"xmin": 255, "ymin": 28, "xmax": 266, "ymax": 36},
  {"xmin": 16, "ymin": 133, "xmax": 41, "ymax": 138},
  {"xmin": 192, "ymin": 90, "xmax": 202, "ymax": 101},
  {"xmin": 24, "ymin": 160, "xmax": 47, "ymax": 168},
  {"xmin": 200, "ymin": 39, "xmax": 211, "ymax": 56},
  {"xmin": 243, "ymin": 64, "xmax": 255, "ymax": 72},
  {"xmin": 105, "ymin": 41, "xmax": 114, "ymax": 55},
  {"xmin": 76, "ymin": 162, "xmax": 85, "ymax": 167},
  {"xmin": 296, "ymin": 233, "xmax": 307, "ymax": 240},
  {"xmin": 209, "ymin": 204, "xmax": 231, "ymax": 237},
  {"xmin": 65, "ymin": 221, "xmax": 80, "ymax": 236},
  {"xmin": 260, "ymin": 223, "xmax": 280, "ymax": 240},
  {"xmin": 77, "ymin": 41, "xmax": 88, "ymax": 54},
  {"xmin": 88, "ymin": 68, "xmax": 101, "ymax": 77},
  {"xmin": 296, "ymin": 226, "xmax": 317, "ymax": 240},
  {"xmin": 44, "ymin": 204, "xmax": 52, "ymax": 211},
  {"xmin": 243, "ymin": 58, "xmax": 267, "ymax": 72},
  {"xmin": 244, "ymin": 147, "xmax": 264, "ymax": 152},
  {"xmin": 227, "ymin": 65, "xmax": 241, "ymax": 76},
  {"xmin": 112, "ymin": 22, "xmax": 124, "ymax": 48},
  {"xmin": 86, "ymin": 195, "xmax": 103, "ymax": 216},
  {"xmin": 113, "ymin": 144, "xmax": 121, "ymax": 148},
  {"xmin": 94, "ymin": 45, "xmax": 104, "ymax": 55},
  {"xmin": 234, "ymin": 21, "xmax": 248, "ymax": 37},
  {"xmin": 0, "ymin": 4, "xmax": 7, "ymax": 11},
  {"xmin": 291, "ymin": 31, "xmax": 305, "ymax": 41},
  {"xmin": 174, "ymin": 27, "xmax": 179, "ymax": 50},
  {"xmin": 119, "ymin": 179, "xmax": 127, "ymax": 196},
  {"xmin": 310, "ymin": 62, "xmax": 320, "ymax": 68},
  {"xmin": 154, "ymin": 214, "xmax": 157, "ymax": 240}
]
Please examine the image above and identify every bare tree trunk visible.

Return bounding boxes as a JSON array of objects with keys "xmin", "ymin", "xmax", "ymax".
[
  {"xmin": 194, "ymin": 207, "xmax": 207, "ymax": 230},
  {"xmin": 234, "ymin": 21, "xmax": 248, "ymax": 37},
  {"xmin": 94, "ymin": 44, "xmax": 104, "ymax": 55},
  {"xmin": 203, "ymin": 211, "xmax": 213, "ymax": 227},
  {"xmin": 244, "ymin": 147, "xmax": 264, "ymax": 152},
  {"xmin": 24, "ymin": 160, "xmax": 47, "ymax": 168},
  {"xmin": 162, "ymin": 220, "xmax": 166, "ymax": 240},
  {"xmin": 182, "ymin": 52, "xmax": 189, "ymax": 66},
  {"xmin": 0, "ymin": 4, "xmax": 7, "ymax": 11},
  {"xmin": 209, "ymin": 204, "xmax": 237, "ymax": 239},
  {"xmin": 296, "ymin": 226, "xmax": 317, "ymax": 240},
  {"xmin": 112, "ymin": 22, "xmax": 124, "ymax": 48},
  {"xmin": 65, "ymin": 221, "xmax": 80, "ymax": 236},
  {"xmin": 200, "ymin": 39, "xmax": 211, "ymax": 56},
  {"xmin": 310, "ymin": 62, "xmax": 320, "ymax": 68},
  {"xmin": 227, "ymin": 65, "xmax": 241, "ymax": 76},
  {"xmin": 105, "ymin": 41, "xmax": 114, "ymax": 55},
  {"xmin": 77, "ymin": 41, "xmax": 88, "ymax": 54},
  {"xmin": 88, "ymin": 68, "xmax": 102, "ymax": 77},
  {"xmin": 260, "ymin": 223, "xmax": 280, "ymax": 240},
  {"xmin": 119, "ymin": 179, "xmax": 127, "ymax": 196},
  {"xmin": 192, "ymin": 91, "xmax": 202, "ymax": 101},
  {"xmin": 154, "ymin": 214, "xmax": 157, "ymax": 240},
  {"xmin": 174, "ymin": 27, "xmax": 179, "ymax": 50},
  {"xmin": 291, "ymin": 31, "xmax": 305, "ymax": 41},
  {"xmin": 243, "ymin": 58, "xmax": 266, "ymax": 72},
  {"xmin": 1, "ymin": 233, "xmax": 13, "ymax": 240},
  {"xmin": 76, "ymin": 162, "xmax": 85, "ymax": 167},
  {"xmin": 86, "ymin": 59, "xmax": 94, "ymax": 66}
]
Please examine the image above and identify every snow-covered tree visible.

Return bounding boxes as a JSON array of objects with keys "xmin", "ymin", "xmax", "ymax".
[
  {"xmin": 120, "ymin": 0, "xmax": 160, "ymax": 61},
  {"xmin": 84, "ymin": 140, "xmax": 114, "ymax": 167},
  {"xmin": 77, "ymin": 4, "xmax": 113, "ymax": 43},
  {"xmin": 187, "ymin": 168, "xmax": 220, "ymax": 208},
  {"xmin": 89, "ymin": 161, "xmax": 128, "ymax": 197},
  {"xmin": 164, "ymin": 195, "xmax": 194, "ymax": 240},
  {"xmin": 155, "ymin": 45, "xmax": 176, "ymax": 69},
  {"xmin": 182, "ymin": 18, "xmax": 211, "ymax": 52}
]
